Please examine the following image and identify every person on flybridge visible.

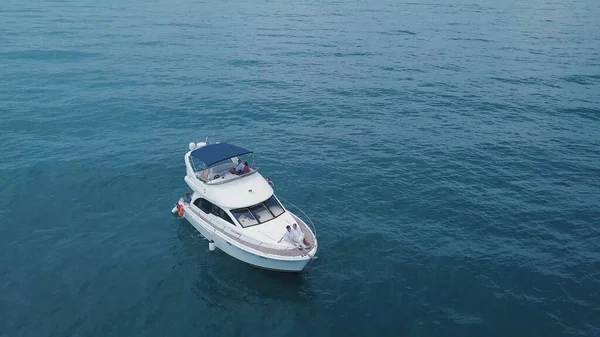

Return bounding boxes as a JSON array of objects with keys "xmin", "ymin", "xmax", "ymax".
[
  {"xmin": 227, "ymin": 159, "xmax": 251, "ymax": 175},
  {"xmin": 229, "ymin": 159, "xmax": 244, "ymax": 174}
]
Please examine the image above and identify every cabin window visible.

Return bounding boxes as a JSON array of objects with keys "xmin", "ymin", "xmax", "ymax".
[
  {"xmin": 263, "ymin": 195, "xmax": 284, "ymax": 217},
  {"xmin": 195, "ymin": 198, "xmax": 235, "ymax": 225},
  {"xmin": 248, "ymin": 203, "xmax": 274, "ymax": 223},
  {"xmin": 230, "ymin": 196, "xmax": 285, "ymax": 227},
  {"xmin": 230, "ymin": 208, "xmax": 259, "ymax": 228},
  {"xmin": 199, "ymin": 199, "xmax": 213, "ymax": 214},
  {"xmin": 216, "ymin": 208, "xmax": 234, "ymax": 225}
]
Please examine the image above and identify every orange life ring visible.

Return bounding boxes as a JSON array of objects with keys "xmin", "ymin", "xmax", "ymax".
[{"xmin": 177, "ymin": 204, "xmax": 184, "ymax": 217}]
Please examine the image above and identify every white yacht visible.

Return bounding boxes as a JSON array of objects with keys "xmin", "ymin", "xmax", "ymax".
[{"xmin": 173, "ymin": 140, "xmax": 318, "ymax": 272}]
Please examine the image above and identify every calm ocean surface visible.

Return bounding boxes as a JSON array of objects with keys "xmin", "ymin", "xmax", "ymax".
[{"xmin": 1, "ymin": 0, "xmax": 599, "ymax": 336}]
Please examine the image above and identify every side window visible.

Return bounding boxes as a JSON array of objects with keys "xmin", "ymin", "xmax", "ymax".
[
  {"xmin": 217, "ymin": 208, "xmax": 234, "ymax": 225},
  {"xmin": 199, "ymin": 198, "xmax": 213, "ymax": 214},
  {"xmin": 195, "ymin": 198, "xmax": 235, "ymax": 226}
]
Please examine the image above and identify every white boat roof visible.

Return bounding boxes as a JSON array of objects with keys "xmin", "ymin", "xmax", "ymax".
[
  {"xmin": 212, "ymin": 171, "xmax": 273, "ymax": 209},
  {"xmin": 189, "ymin": 169, "xmax": 274, "ymax": 209}
]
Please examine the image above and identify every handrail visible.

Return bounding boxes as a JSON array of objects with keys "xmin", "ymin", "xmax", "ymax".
[
  {"xmin": 206, "ymin": 169, "xmax": 258, "ymax": 185},
  {"xmin": 276, "ymin": 195, "xmax": 317, "ymax": 237}
]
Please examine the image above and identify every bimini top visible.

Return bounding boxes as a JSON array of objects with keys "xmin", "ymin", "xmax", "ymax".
[{"xmin": 190, "ymin": 143, "xmax": 252, "ymax": 167}]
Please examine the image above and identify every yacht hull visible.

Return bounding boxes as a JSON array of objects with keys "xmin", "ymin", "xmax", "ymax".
[{"xmin": 183, "ymin": 210, "xmax": 312, "ymax": 272}]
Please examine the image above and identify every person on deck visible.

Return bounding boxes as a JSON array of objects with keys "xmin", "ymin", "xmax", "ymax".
[
  {"xmin": 183, "ymin": 193, "xmax": 192, "ymax": 204},
  {"xmin": 292, "ymin": 223, "xmax": 311, "ymax": 248},
  {"xmin": 278, "ymin": 225, "xmax": 295, "ymax": 244},
  {"xmin": 241, "ymin": 162, "xmax": 250, "ymax": 174},
  {"xmin": 278, "ymin": 225, "xmax": 309, "ymax": 250}
]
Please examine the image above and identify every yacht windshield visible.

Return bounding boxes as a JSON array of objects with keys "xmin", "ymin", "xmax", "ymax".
[
  {"xmin": 231, "ymin": 195, "xmax": 285, "ymax": 228},
  {"xmin": 230, "ymin": 208, "xmax": 259, "ymax": 228},
  {"xmin": 263, "ymin": 195, "xmax": 284, "ymax": 217},
  {"xmin": 249, "ymin": 203, "xmax": 273, "ymax": 223}
]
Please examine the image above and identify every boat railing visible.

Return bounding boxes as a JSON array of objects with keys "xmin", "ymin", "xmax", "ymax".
[
  {"xmin": 196, "ymin": 169, "xmax": 258, "ymax": 185},
  {"xmin": 276, "ymin": 195, "xmax": 317, "ymax": 238},
  {"xmin": 185, "ymin": 206, "xmax": 308, "ymax": 257},
  {"xmin": 208, "ymin": 169, "xmax": 258, "ymax": 185}
]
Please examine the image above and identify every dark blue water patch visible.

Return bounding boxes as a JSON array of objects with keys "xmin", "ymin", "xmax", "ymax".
[
  {"xmin": 0, "ymin": 50, "xmax": 100, "ymax": 61},
  {"xmin": 134, "ymin": 40, "xmax": 182, "ymax": 47},
  {"xmin": 395, "ymin": 29, "xmax": 417, "ymax": 35},
  {"xmin": 276, "ymin": 50, "xmax": 329, "ymax": 58},
  {"xmin": 255, "ymin": 33, "xmax": 291, "ymax": 38},
  {"xmin": 562, "ymin": 74, "xmax": 600, "ymax": 85},
  {"xmin": 490, "ymin": 76, "xmax": 563, "ymax": 89},
  {"xmin": 322, "ymin": 88, "xmax": 354, "ymax": 97},
  {"xmin": 433, "ymin": 63, "xmax": 464, "ymax": 72},
  {"xmin": 321, "ymin": 87, "xmax": 403, "ymax": 100},
  {"xmin": 379, "ymin": 65, "xmax": 425, "ymax": 73},
  {"xmin": 83, "ymin": 78, "xmax": 146, "ymax": 89},
  {"xmin": 557, "ymin": 107, "xmax": 600, "ymax": 122},
  {"xmin": 333, "ymin": 51, "xmax": 377, "ymax": 57},
  {"xmin": 227, "ymin": 59, "xmax": 269, "ymax": 68},
  {"xmin": 236, "ymin": 79, "xmax": 294, "ymax": 90},
  {"xmin": 152, "ymin": 22, "xmax": 212, "ymax": 29},
  {"xmin": 381, "ymin": 29, "xmax": 417, "ymax": 36},
  {"xmin": 0, "ymin": 7, "xmax": 46, "ymax": 13},
  {"xmin": 448, "ymin": 37, "xmax": 492, "ymax": 43},
  {"xmin": 417, "ymin": 81, "xmax": 460, "ymax": 90}
]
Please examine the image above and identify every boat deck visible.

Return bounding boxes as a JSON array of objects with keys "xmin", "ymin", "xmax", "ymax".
[{"xmin": 186, "ymin": 206, "xmax": 316, "ymax": 257}]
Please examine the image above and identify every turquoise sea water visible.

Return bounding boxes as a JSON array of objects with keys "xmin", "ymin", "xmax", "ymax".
[{"xmin": 1, "ymin": 0, "xmax": 600, "ymax": 336}]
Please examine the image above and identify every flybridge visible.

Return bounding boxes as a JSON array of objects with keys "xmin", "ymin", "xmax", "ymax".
[{"xmin": 190, "ymin": 142, "xmax": 252, "ymax": 167}]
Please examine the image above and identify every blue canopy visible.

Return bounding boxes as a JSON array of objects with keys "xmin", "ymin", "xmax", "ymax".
[{"xmin": 190, "ymin": 143, "xmax": 252, "ymax": 167}]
